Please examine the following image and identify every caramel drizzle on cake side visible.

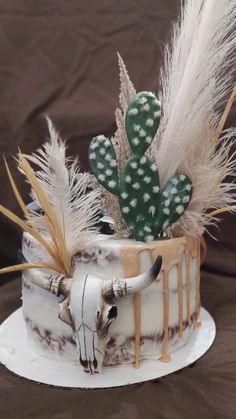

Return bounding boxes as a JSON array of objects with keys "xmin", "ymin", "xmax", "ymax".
[{"xmin": 120, "ymin": 236, "xmax": 201, "ymax": 368}]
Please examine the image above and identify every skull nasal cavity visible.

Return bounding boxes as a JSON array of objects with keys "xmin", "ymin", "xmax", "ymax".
[
  {"xmin": 80, "ymin": 357, "xmax": 88, "ymax": 369},
  {"xmin": 108, "ymin": 306, "xmax": 118, "ymax": 319}
]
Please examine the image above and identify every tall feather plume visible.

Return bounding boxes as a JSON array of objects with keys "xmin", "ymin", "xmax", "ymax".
[
  {"xmin": 101, "ymin": 54, "xmax": 136, "ymax": 237},
  {"xmin": 0, "ymin": 119, "xmax": 100, "ymax": 276},
  {"xmin": 151, "ymin": 0, "xmax": 236, "ymax": 236}
]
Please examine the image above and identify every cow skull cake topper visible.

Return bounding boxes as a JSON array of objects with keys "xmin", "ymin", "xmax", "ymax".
[{"xmin": 25, "ymin": 255, "xmax": 162, "ymax": 373}]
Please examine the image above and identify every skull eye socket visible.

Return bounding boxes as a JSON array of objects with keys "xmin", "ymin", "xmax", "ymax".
[{"xmin": 108, "ymin": 306, "xmax": 117, "ymax": 320}]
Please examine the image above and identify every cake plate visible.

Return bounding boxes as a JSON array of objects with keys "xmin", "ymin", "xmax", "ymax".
[{"xmin": 0, "ymin": 307, "xmax": 215, "ymax": 389}]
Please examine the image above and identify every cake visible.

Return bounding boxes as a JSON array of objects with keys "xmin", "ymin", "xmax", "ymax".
[
  {"xmin": 22, "ymin": 232, "xmax": 200, "ymax": 373},
  {"xmin": 1, "ymin": 0, "xmax": 235, "ymax": 380}
]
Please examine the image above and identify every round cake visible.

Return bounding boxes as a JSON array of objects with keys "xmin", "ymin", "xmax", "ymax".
[{"xmin": 22, "ymin": 232, "xmax": 201, "ymax": 370}]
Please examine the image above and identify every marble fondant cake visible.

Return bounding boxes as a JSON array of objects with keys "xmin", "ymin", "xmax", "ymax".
[{"xmin": 22, "ymin": 232, "xmax": 201, "ymax": 371}]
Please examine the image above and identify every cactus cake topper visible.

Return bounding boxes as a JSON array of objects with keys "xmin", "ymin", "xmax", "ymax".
[{"xmin": 89, "ymin": 91, "xmax": 192, "ymax": 242}]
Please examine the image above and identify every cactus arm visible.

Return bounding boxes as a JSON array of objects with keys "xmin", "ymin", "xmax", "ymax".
[
  {"xmin": 125, "ymin": 92, "xmax": 161, "ymax": 155},
  {"xmin": 88, "ymin": 135, "xmax": 120, "ymax": 195},
  {"xmin": 119, "ymin": 155, "xmax": 160, "ymax": 242},
  {"xmin": 155, "ymin": 173, "xmax": 193, "ymax": 234}
]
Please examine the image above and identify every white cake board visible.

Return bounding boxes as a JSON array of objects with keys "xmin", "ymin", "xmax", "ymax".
[{"xmin": 0, "ymin": 308, "xmax": 215, "ymax": 389}]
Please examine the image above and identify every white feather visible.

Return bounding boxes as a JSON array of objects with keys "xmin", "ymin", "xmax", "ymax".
[
  {"xmin": 151, "ymin": 0, "xmax": 236, "ymax": 235},
  {"xmin": 27, "ymin": 118, "xmax": 100, "ymax": 257}
]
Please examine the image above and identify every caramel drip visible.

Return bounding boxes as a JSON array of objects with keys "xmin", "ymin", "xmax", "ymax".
[
  {"xmin": 120, "ymin": 247, "xmax": 141, "ymax": 369},
  {"xmin": 120, "ymin": 236, "xmax": 201, "ymax": 368},
  {"xmin": 185, "ymin": 250, "xmax": 191, "ymax": 325},
  {"xmin": 177, "ymin": 261, "xmax": 183, "ymax": 336},
  {"xmin": 194, "ymin": 241, "xmax": 201, "ymax": 329},
  {"xmin": 160, "ymin": 270, "xmax": 171, "ymax": 362}
]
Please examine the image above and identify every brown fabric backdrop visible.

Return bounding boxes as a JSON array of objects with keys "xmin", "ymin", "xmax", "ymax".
[{"xmin": 0, "ymin": 1, "xmax": 236, "ymax": 418}]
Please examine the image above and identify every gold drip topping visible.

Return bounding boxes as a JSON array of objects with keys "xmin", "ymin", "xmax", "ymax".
[{"xmin": 120, "ymin": 236, "xmax": 201, "ymax": 368}]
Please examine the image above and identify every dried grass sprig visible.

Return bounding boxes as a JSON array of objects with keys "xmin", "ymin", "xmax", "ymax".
[
  {"xmin": 99, "ymin": 54, "xmax": 136, "ymax": 236},
  {"xmin": 0, "ymin": 204, "xmax": 63, "ymax": 272},
  {"xmin": 4, "ymin": 157, "xmax": 29, "ymax": 217},
  {"xmin": 0, "ymin": 262, "xmax": 58, "ymax": 275},
  {"xmin": 212, "ymin": 86, "xmax": 236, "ymax": 144}
]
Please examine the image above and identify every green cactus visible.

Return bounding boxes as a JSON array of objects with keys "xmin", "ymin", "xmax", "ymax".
[
  {"xmin": 89, "ymin": 135, "xmax": 119, "ymax": 194},
  {"xmin": 89, "ymin": 91, "xmax": 192, "ymax": 242},
  {"xmin": 125, "ymin": 91, "xmax": 161, "ymax": 155},
  {"xmin": 155, "ymin": 173, "xmax": 192, "ymax": 234},
  {"xmin": 119, "ymin": 155, "xmax": 160, "ymax": 241}
]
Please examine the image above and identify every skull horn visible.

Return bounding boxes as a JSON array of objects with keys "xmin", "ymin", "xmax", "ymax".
[
  {"xmin": 23, "ymin": 268, "xmax": 72, "ymax": 297},
  {"xmin": 103, "ymin": 255, "xmax": 162, "ymax": 301}
]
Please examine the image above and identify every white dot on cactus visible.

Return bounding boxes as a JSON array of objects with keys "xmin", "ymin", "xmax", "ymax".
[
  {"xmin": 132, "ymin": 137, "xmax": 140, "ymax": 146},
  {"xmin": 153, "ymin": 186, "xmax": 160, "ymax": 193},
  {"xmin": 185, "ymin": 184, "xmax": 191, "ymax": 191},
  {"xmin": 175, "ymin": 196, "xmax": 180, "ymax": 203},
  {"xmin": 143, "ymin": 193, "xmax": 150, "ymax": 201},
  {"xmin": 180, "ymin": 174, "xmax": 186, "ymax": 181},
  {"xmin": 140, "ymin": 156, "xmax": 147, "ymax": 164},
  {"xmin": 145, "ymin": 235, "xmax": 154, "ymax": 242},
  {"xmin": 136, "ymin": 214, "xmax": 145, "ymax": 222},
  {"xmin": 183, "ymin": 195, "xmax": 190, "ymax": 203},
  {"xmin": 137, "ymin": 168, "xmax": 144, "ymax": 176},
  {"xmin": 163, "ymin": 220, "xmax": 170, "ymax": 229},
  {"xmin": 130, "ymin": 161, "xmax": 138, "ymax": 169},
  {"xmin": 146, "ymin": 118, "xmax": 154, "ymax": 127},
  {"xmin": 98, "ymin": 174, "xmax": 106, "ymax": 181},
  {"xmin": 149, "ymin": 206, "xmax": 156, "ymax": 215},
  {"xmin": 97, "ymin": 162, "xmax": 104, "ymax": 169},
  {"xmin": 108, "ymin": 180, "xmax": 116, "ymax": 189},
  {"xmin": 105, "ymin": 153, "xmax": 111, "ymax": 161},
  {"xmin": 130, "ymin": 199, "xmax": 137, "ymax": 207},
  {"xmin": 154, "ymin": 110, "xmax": 161, "ymax": 118},
  {"xmin": 104, "ymin": 140, "xmax": 110, "ymax": 148},
  {"xmin": 132, "ymin": 182, "xmax": 140, "ymax": 190},
  {"xmin": 163, "ymin": 191, "xmax": 169, "ymax": 197},
  {"xmin": 100, "ymin": 148, "xmax": 106, "ymax": 156},
  {"xmin": 176, "ymin": 205, "xmax": 184, "ymax": 214},
  {"xmin": 133, "ymin": 124, "xmax": 141, "ymax": 132},
  {"xmin": 150, "ymin": 163, "xmax": 156, "ymax": 172},
  {"xmin": 144, "ymin": 176, "xmax": 151, "ymax": 184},
  {"xmin": 106, "ymin": 169, "xmax": 112, "ymax": 176},
  {"xmin": 110, "ymin": 160, "xmax": 117, "ymax": 167},
  {"xmin": 97, "ymin": 135, "xmax": 105, "ymax": 141},
  {"xmin": 153, "ymin": 98, "xmax": 161, "ymax": 106},
  {"xmin": 122, "ymin": 207, "xmax": 130, "ymax": 214},
  {"xmin": 146, "ymin": 136, "xmax": 152, "ymax": 144},
  {"xmin": 163, "ymin": 208, "xmax": 170, "ymax": 215},
  {"xmin": 144, "ymin": 225, "xmax": 151, "ymax": 232},
  {"xmin": 128, "ymin": 107, "xmax": 139, "ymax": 116},
  {"xmin": 90, "ymin": 142, "xmax": 98, "ymax": 150},
  {"xmin": 138, "ymin": 96, "xmax": 147, "ymax": 104},
  {"xmin": 121, "ymin": 192, "xmax": 128, "ymax": 199},
  {"xmin": 146, "ymin": 92, "xmax": 155, "ymax": 98},
  {"xmin": 172, "ymin": 178, "xmax": 179, "ymax": 185},
  {"xmin": 139, "ymin": 129, "xmax": 146, "ymax": 138},
  {"xmin": 142, "ymin": 103, "xmax": 150, "ymax": 112},
  {"xmin": 125, "ymin": 175, "xmax": 132, "ymax": 183},
  {"xmin": 170, "ymin": 187, "xmax": 178, "ymax": 194},
  {"xmin": 164, "ymin": 199, "xmax": 170, "ymax": 207},
  {"xmin": 89, "ymin": 152, "xmax": 96, "ymax": 160}
]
